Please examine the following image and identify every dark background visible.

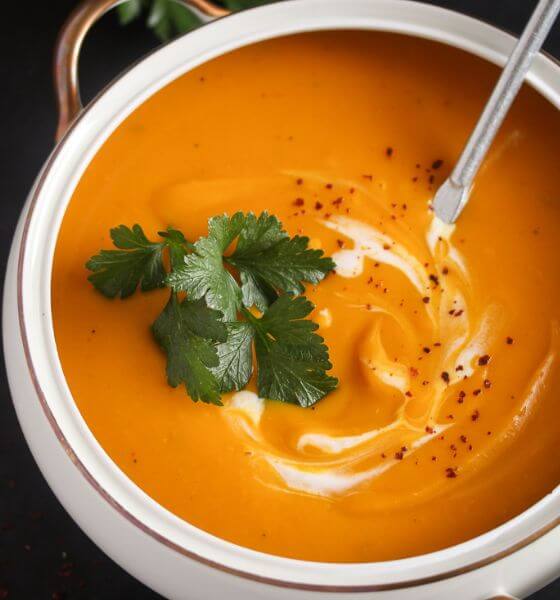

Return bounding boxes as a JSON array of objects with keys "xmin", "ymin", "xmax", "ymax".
[{"xmin": 0, "ymin": 1, "xmax": 559, "ymax": 598}]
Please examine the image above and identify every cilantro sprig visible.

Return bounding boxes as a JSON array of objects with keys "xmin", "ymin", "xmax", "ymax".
[{"xmin": 86, "ymin": 212, "xmax": 337, "ymax": 407}]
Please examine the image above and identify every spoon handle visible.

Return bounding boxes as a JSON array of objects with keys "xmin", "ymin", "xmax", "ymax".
[{"xmin": 433, "ymin": 0, "xmax": 560, "ymax": 224}]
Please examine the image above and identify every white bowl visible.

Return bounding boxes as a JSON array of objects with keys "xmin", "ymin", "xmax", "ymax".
[{"xmin": 4, "ymin": 1, "xmax": 560, "ymax": 598}]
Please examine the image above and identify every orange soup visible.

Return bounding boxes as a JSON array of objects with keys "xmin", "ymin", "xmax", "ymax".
[{"xmin": 52, "ymin": 32, "xmax": 560, "ymax": 562}]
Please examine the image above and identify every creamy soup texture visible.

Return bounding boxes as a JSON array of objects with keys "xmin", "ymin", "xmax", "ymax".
[{"xmin": 52, "ymin": 32, "xmax": 560, "ymax": 562}]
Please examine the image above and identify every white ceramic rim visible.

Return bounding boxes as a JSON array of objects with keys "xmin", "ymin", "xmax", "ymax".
[{"xmin": 16, "ymin": 0, "xmax": 560, "ymax": 591}]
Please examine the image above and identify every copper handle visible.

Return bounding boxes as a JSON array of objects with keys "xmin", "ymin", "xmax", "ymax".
[{"xmin": 53, "ymin": 0, "xmax": 229, "ymax": 141}]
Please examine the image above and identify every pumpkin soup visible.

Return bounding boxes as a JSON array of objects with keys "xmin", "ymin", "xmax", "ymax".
[{"xmin": 52, "ymin": 32, "xmax": 560, "ymax": 562}]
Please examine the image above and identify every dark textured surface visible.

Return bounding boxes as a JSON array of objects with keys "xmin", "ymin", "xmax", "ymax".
[{"xmin": 0, "ymin": 1, "xmax": 558, "ymax": 598}]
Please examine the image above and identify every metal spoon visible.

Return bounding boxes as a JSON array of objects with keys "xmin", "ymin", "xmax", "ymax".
[{"xmin": 433, "ymin": 0, "xmax": 560, "ymax": 224}]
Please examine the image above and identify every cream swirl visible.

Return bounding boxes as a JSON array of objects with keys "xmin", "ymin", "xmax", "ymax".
[{"xmin": 221, "ymin": 175, "xmax": 557, "ymax": 502}]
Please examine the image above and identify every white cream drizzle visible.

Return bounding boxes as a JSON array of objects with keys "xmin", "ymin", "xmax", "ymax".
[{"xmin": 219, "ymin": 174, "xmax": 555, "ymax": 501}]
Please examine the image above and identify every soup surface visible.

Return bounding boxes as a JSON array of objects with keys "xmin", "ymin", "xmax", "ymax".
[{"xmin": 52, "ymin": 32, "xmax": 560, "ymax": 562}]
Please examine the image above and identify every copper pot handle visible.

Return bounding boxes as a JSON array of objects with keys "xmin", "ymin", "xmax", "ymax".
[{"xmin": 53, "ymin": 0, "xmax": 229, "ymax": 141}]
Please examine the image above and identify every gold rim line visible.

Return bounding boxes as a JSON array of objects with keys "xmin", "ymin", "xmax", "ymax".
[{"xmin": 53, "ymin": 0, "xmax": 229, "ymax": 142}]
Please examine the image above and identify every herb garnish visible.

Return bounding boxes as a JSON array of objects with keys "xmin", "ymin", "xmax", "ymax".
[
  {"xmin": 86, "ymin": 212, "xmax": 338, "ymax": 407},
  {"xmin": 117, "ymin": 0, "xmax": 275, "ymax": 42}
]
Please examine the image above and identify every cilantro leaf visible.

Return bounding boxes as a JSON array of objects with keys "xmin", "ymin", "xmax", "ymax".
[
  {"xmin": 227, "ymin": 212, "xmax": 335, "ymax": 311},
  {"xmin": 152, "ymin": 295, "xmax": 227, "ymax": 404},
  {"xmin": 211, "ymin": 322, "xmax": 254, "ymax": 393},
  {"xmin": 86, "ymin": 224, "xmax": 167, "ymax": 298},
  {"xmin": 166, "ymin": 213, "xmax": 244, "ymax": 320},
  {"xmin": 245, "ymin": 295, "xmax": 338, "ymax": 407}
]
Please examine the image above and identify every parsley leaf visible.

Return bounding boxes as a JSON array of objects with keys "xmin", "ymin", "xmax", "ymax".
[
  {"xmin": 117, "ymin": 0, "xmax": 274, "ymax": 41},
  {"xmin": 227, "ymin": 212, "xmax": 335, "ymax": 311},
  {"xmin": 244, "ymin": 295, "xmax": 338, "ymax": 407},
  {"xmin": 211, "ymin": 322, "xmax": 254, "ymax": 393},
  {"xmin": 158, "ymin": 227, "xmax": 192, "ymax": 271},
  {"xmin": 167, "ymin": 212, "xmax": 334, "ymax": 314},
  {"xmin": 86, "ymin": 225, "xmax": 167, "ymax": 298},
  {"xmin": 166, "ymin": 214, "xmax": 244, "ymax": 320},
  {"xmin": 152, "ymin": 295, "xmax": 227, "ymax": 404},
  {"xmin": 86, "ymin": 225, "xmax": 190, "ymax": 299},
  {"xmin": 117, "ymin": 0, "xmax": 143, "ymax": 25},
  {"xmin": 87, "ymin": 213, "xmax": 338, "ymax": 407}
]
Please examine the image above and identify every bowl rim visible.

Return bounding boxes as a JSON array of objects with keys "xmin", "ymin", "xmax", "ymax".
[{"xmin": 14, "ymin": 0, "xmax": 560, "ymax": 591}]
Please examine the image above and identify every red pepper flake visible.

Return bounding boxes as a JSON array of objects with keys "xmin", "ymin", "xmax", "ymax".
[
  {"xmin": 314, "ymin": 201, "xmax": 323, "ymax": 210},
  {"xmin": 395, "ymin": 451, "xmax": 404, "ymax": 460},
  {"xmin": 324, "ymin": 212, "xmax": 332, "ymax": 219},
  {"xmin": 487, "ymin": 431, "xmax": 492, "ymax": 436},
  {"xmin": 422, "ymin": 296, "xmax": 430, "ymax": 304},
  {"xmin": 293, "ymin": 198, "xmax": 304, "ymax": 206},
  {"xmin": 362, "ymin": 174, "xmax": 373, "ymax": 181},
  {"xmin": 448, "ymin": 309, "xmax": 455, "ymax": 316},
  {"xmin": 478, "ymin": 354, "xmax": 490, "ymax": 366},
  {"xmin": 506, "ymin": 336, "xmax": 514, "ymax": 345},
  {"xmin": 381, "ymin": 453, "xmax": 386, "ymax": 459},
  {"xmin": 454, "ymin": 309, "xmax": 464, "ymax": 317},
  {"xmin": 446, "ymin": 414, "xmax": 454, "ymax": 420},
  {"xmin": 332, "ymin": 197, "xmax": 343, "ymax": 206},
  {"xmin": 349, "ymin": 187, "xmax": 355, "ymax": 194},
  {"xmin": 412, "ymin": 176, "xmax": 419, "ymax": 183},
  {"xmin": 336, "ymin": 239, "xmax": 344, "ymax": 248},
  {"xmin": 410, "ymin": 367, "xmax": 419, "ymax": 377},
  {"xmin": 432, "ymin": 159, "xmax": 443, "ymax": 170},
  {"xmin": 383, "ymin": 243, "xmax": 391, "ymax": 250},
  {"xmin": 325, "ymin": 183, "xmax": 333, "ymax": 189},
  {"xmin": 455, "ymin": 365, "xmax": 464, "ymax": 372},
  {"xmin": 425, "ymin": 426, "xmax": 435, "ymax": 434},
  {"xmin": 441, "ymin": 371, "xmax": 450, "ymax": 384},
  {"xmin": 473, "ymin": 388, "xmax": 481, "ymax": 396},
  {"xmin": 429, "ymin": 174, "xmax": 435, "ymax": 184},
  {"xmin": 431, "ymin": 455, "xmax": 437, "ymax": 461},
  {"xmin": 483, "ymin": 379, "xmax": 492, "ymax": 389},
  {"xmin": 421, "ymin": 347, "xmax": 430, "ymax": 354},
  {"xmin": 405, "ymin": 391, "xmax": 413, "ymax": 397},
  {"xmin": 296, "ymin": 178, "xmax": 303, "ymax": 185},
  {"xmin": 434, "ymin": 342, "xmax": 442, "ymax": 347},
  {"xmin": 429, "ymin": 274, "xmax": 440, "ymax": 286},
  {"xmin": 442, "ymin": 266, "xmax": 449, "ymax": 275},
  {"xmin": 471, "ymin": 409, "xmax": 480, "ymax": 422},
  {"xmin": 445, "ymin": 467, "xmax": 458, "ymax": 478},
  {"xmin": 386, "ymin": 147, "xmax": 393, "ymax": 157},
  {"xmin": 460, "ymin": 435, "xmax": 468, "ymax": 443}
]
